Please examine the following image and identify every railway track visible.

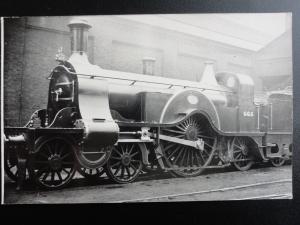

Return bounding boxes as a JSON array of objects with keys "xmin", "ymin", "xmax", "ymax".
[
  {"xmin": 113, "ymin": 179, "xmax": 292, "ymax": 202},
  {"xmin": 4, "ymin": 165, "xmax": 292, "ymax": 203}
]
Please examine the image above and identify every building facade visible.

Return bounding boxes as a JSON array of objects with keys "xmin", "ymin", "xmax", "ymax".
[{"xmin": 3, "ymin": 15, "xmax": 292, "ymax": 126}]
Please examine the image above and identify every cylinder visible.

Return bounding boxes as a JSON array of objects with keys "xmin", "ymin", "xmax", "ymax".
[{"xmin": 68, "ymin": 19, "xmax": 91, "ymax": 55}]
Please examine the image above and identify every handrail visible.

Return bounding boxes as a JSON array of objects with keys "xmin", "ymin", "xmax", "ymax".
[{"xmin": 54, "ymin": 65, "xmax": 234, "ymax": 93}]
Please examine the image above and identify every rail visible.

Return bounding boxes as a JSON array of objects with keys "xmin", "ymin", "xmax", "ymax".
[{"xmin": 113, "ymin": 179, "xmax": 292, "ymax": 203}]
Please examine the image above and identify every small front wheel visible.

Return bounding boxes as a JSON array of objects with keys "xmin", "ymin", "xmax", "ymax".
[
  {"xmin": 77, "ymin": 167, "xmax": 106, "ymax": 181},
  {"xmin": 105, "ymin": 143, "xmax": 143, "ymax": 184},
  {"xmin": 28, "ymin": 136, "xmax": 77, "ymax": 190}
]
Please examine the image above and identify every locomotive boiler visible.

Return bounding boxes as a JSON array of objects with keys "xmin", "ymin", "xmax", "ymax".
[{"xmin": 4, "ymin": 19, "xmax": 292, "ymax": 190}]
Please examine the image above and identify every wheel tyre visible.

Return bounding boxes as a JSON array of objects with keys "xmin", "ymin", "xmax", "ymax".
[
  {"xmin": 270, "ymin": 158, "xmax": 285, "ymax": 167},
  {"xmin": 28, "ymin": 136, "xmax": 77, "ymax": 190},
  {"xmin": 105, "ymin": 143, "xmax": 143, "ymax": 184},
  {"xmin": 161, "ymin": 115, "xmax": 217, "ymax": 177},
  {"xmin": 4, "ymin": 147, "xmax": 18, "ymax": 182},
  {"xmin": 231, "ymin": 137, "xmax": 255, "ymax": 171},
  {"xmin": 77, "ymin": 166, "xmax": 106, "ymax": 181}
]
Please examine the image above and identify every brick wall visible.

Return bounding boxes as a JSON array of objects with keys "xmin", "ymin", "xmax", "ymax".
[
  {"xmin": 20, "ymin": 26, "xmax": 71, "ymax": 124},
  {"xmin": 4, "ymin": 18, "xmax": 26, "ymax": 126}
]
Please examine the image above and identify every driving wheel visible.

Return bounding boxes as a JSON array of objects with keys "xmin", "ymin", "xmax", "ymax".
[{"xmin": 161, "ymin": 115, "xmax": 217, "ymax": 177}]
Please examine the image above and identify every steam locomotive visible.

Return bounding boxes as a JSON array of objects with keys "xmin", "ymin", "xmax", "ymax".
[{"xmin": 4, "ymin": 19, "xmax": 292, "ymax": 190}]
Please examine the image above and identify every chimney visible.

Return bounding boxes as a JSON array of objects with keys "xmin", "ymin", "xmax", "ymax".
[
  {"xmin": 68, "ymin": 18, "xmax": 91, "ymax": 55},
  {"xmin": 200, "ymin": 61, "xmax": 218, "ymax": 86},
  {"xmin": 142, "ymin": 57, "xmax": 156, "ymax": 75}
]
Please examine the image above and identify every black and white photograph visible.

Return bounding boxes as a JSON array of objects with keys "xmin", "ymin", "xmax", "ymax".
[{"xmin": 1, "ymin": 13, "xmax": 293, "ymax": 204}]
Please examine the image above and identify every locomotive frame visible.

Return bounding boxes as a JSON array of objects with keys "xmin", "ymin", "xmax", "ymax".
[{"xmin": 4, "ymin": 18, "xmax": 292, "ymax": 190}]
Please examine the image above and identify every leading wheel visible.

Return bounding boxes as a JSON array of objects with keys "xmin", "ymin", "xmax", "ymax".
[
  {"xmin": 105, "ymin": 143, "xmax": 143, "ymax": 184},
  {"xmin": 28, "ymin": 136, "xmax": 77, "ymax": 190},
  {"xmin": 4, "ymin": 147, "xmax": 18, "ymax": 182},
  {"xmin": 161, "ymin": 115, "xmax": 217, "ymax": 177},
  {"xmin": 4, "ymin": 144, "xmax": 30, "ymax": 182},
  {"xmin": 231, "ymin": 137, "xmax": 255, "ymax": 171},
  {"xmin": 77, "ymin": 167, "xmax": 106, "ymax": 181},
  {"xmin": 76, "ymin": 148, "xmax": 110, "ymax": 181}
]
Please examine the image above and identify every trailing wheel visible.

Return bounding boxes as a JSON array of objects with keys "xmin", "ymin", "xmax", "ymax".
[
  {"xmin": 105, "ymin": 143, "xmax": 143, "ymax": 184},
  {"xmin": 160, "ymin": 115, "xmax": 217, "ymax": 177},
  {"xmin": 231, "ymin": 137, "xmax": 255, "ymax": 171},
  {"xmin": 28, "ymin": 136, "xmax": 76, "ymax": 190},
  {"xmin": 270, "ymin": 158, "xmax": 285, "ymax": 167}
]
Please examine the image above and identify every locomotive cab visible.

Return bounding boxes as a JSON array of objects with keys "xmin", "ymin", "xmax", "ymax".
[{"xmin": 215, "ymin": 71, "xmax": 258, "ymax": 132}]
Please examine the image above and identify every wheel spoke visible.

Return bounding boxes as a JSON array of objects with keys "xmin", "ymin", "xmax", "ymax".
[
  {"xmin": 9, "ymin": 164, "xmax": 15, "ymax": 169},
  {"xmin": 114, "ymin": 149, "xmax": 122, "ymax": 157},
  {"xmin": 174, "ymin": 148, "xmax": 184, "ymax": 165},
  {"xmin": 62, "ymin": 168, "xmax": 70, "ymax": 174},
  {"xmin": 204, "ymin": 142, "xmax": 213, "ymax": 149},
  {"xmin": 61, "ymin": 152, "xmax": 71, "ymax": 160},
  {"xmin": 57, "ymin": 172, "xmax": 63, "ymax": 181},
  {"xmin": 120, "ymin": 166, "xmax": 125, "ymax": 178},
  {"xmin": 167, "ymin": 145, "xmax": 180, "ymax": 160},
  {"xmin": 51, "ymin": 172, "xmax": 55, "ymax": 183},
  {"xmin": 42, "ymin": 172, "xmax": 49, "ymax": 181},
  {"xmin": 130, "ymin": 163, "xmax": 137, "ymax": 173},
  {"xmin": 234, "ymin": 144, "xmax": 243, "ymax": 151},
  {"xmin": 176, "ymin": 125, "xmax": 186, "ymax": 132},
  {"xmin": 236, "ymin": 138, "xmax": 243, "ymax": 147},
  {"xmin": 128, "ymin": 145, "xmax": 134, "ymax": 155},
  {"xmin": 179, "ymin": 148, "xmax": 187, "ymax": 167},
  {"xmin": 236, "ymin": 153, "xmax": 242, "ymax": 159},
  {"xmin": 186, "ymin": 149, "xmax": 191, "ymax": 167},
  {"xmin": 130, "ymin": 151, "xmax": 139, "ymax": 158},
  {"xmin": 114, "ymin": 164, "xmax": 122, "ymax": 175},
  {"xmin": 36, "ymin": 166, "xmax": 48, "ymax": 178},
  {"xmin": 45, "ymin": 144, "xmax": 53, "ymax": 155},
  {"xmin": 111, "ymin": 156, "xmax": 121, "ymax": 160},
  {"xmin": 120, "ymin": 145, "xmax": 125, "ymax": 154},
  {"xmin": 131, "ymin": 159, "xmax": 140, "ymax": 163},
  {"xmin": 125, "ymin": 166, "xmax": 131, "ymax": 177},
  {"xmin": 198, "ymin": 151, "xmax": 205, "ymax": 165},
  {"xmin": 111, "ymin": 161, "xmax": 121, "ymax": 168},
  {"xmin": 164, "ymin": 143, "xmax": 176, "ymax": 151},
  {"xmin": 197, "ymin": 134, "xmax": 214, "ymax": 140},
  {"xmin": 164, "ymin": 129, "xmax": 185, "ymax": 135}
]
